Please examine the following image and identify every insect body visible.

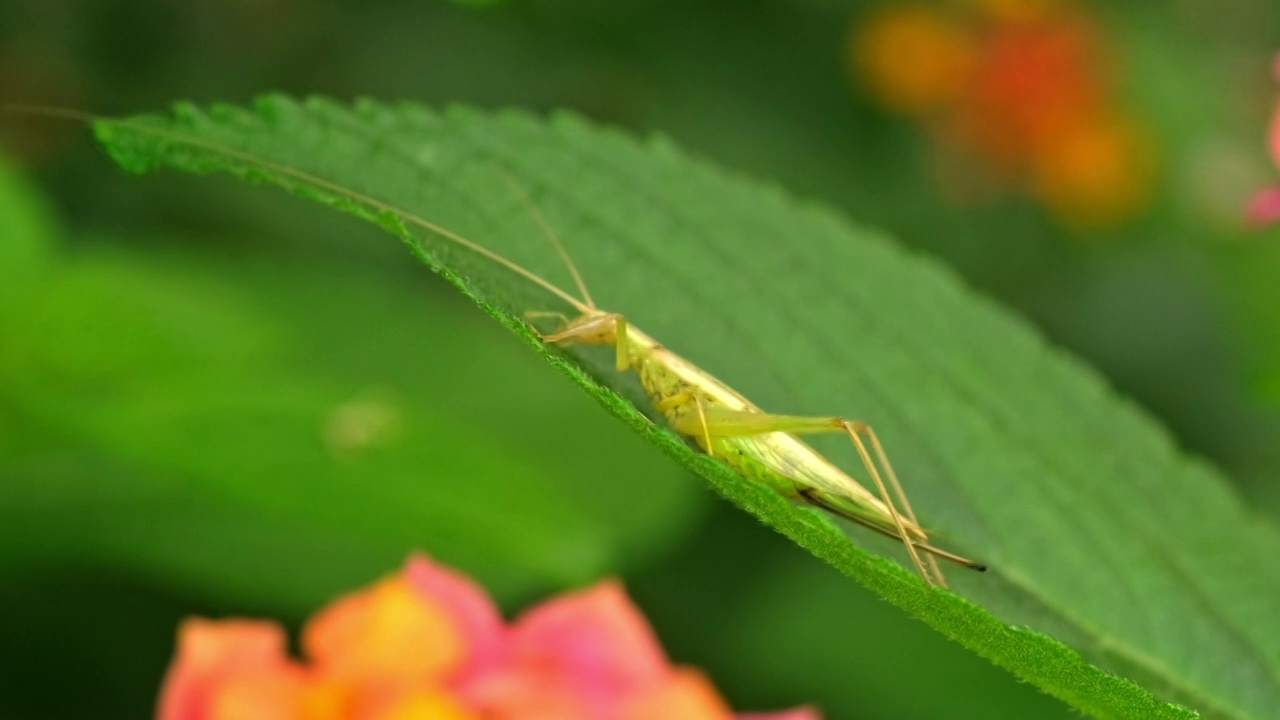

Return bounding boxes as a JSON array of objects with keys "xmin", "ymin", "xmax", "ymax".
[{"xmin": 505, "ymin": 179, "xmax": 985, "ymax": 587}]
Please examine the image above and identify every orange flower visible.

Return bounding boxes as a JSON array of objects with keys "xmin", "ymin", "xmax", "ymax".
[
  {"xmin": 1029, "ymin": 112, "xmax": 1156, "ymax": 229},
  {"xmin": 156, "ymin": 554, "xmax": 818, "ymax": 720},
  {"xmin": 852, "ymin": 5, "xmax": 976, "ymax": 116},
  {"xmin": 156, "ymin": 619, "xmax": 309, "ymax": 720}
]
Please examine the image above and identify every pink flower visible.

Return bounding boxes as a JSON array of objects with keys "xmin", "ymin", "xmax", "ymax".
[
  {"xmin": 156, "ymin": 553, "xmax": 819, "ymax": 720},
  {"xmin": 1247, "ymin": 53, "xmax": 1280, "ymax": 226}
]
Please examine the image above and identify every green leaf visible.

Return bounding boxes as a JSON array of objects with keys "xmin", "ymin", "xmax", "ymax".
[
  {"xmin": 0, "ymin": 151, "xmax": 57, "ymax": 300},
  {"xmin": 89, "ymin": 95, "xmax": 1280, "ymax": 719}
]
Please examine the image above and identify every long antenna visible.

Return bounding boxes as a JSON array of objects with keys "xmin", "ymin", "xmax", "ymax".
[
  {"xmin": 1, "ymin": 103, "xmax": 594, "ymax": 315},
  {"xmin": 495, "ymin": 167, "xmax": 596, "ymax": 310}
]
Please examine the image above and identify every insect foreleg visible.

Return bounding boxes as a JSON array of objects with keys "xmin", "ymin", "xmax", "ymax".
[
  {"xmin": 525, "ymin": 311, "xmax": 572, "ymax": 335},
  {"xmin": 536, "ymin": 312, "xmax": 631, "ymax": 370}
]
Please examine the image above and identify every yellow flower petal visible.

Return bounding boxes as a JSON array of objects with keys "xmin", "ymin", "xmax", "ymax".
[
  {"xmin": 305, "ymin": 575, "xmax": 465, "ymax": 688},
  {"xmin": 377, "ymin": 690, "xmax": 479, "ymax": 720}
]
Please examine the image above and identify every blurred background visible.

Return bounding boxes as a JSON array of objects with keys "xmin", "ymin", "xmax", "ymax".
[{"xmin": 2, "ymin": 0, "xmax": 1279, "ymax": 717}]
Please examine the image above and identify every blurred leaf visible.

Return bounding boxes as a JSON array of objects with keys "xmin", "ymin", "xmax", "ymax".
[
  {"xmin": 85, "ymin": 95, "xmax": 1280, "ymax": 719},
  {"xmin": 0, "ymin": 567, "xmax": 200, "ymax": 719},
  {"xmin": 0, "ymin": 438, "xmax": 401, "ymax": 609},
  {"xmin": 0, "ymin": 153, "xmax": 56, "ymax": 298},
  {"xmin": 0, "ymin": 233, "xmax": 701, "ymax": 608},
  {"xmin": 1218, "ymin": 240, "xmax": 1280, "ymax": 400}
]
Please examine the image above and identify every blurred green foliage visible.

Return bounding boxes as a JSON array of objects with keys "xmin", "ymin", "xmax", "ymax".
[{"xmin": 2, "ymin": 1, "xmax": 1280, "ymax": 718}]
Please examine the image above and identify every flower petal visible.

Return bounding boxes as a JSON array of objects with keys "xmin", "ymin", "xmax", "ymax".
[
  {"xmin": 1268, "ymin": 99, "xmax": 1280, "ymax": 169},
  {"xmin": 156, "ymin": 618, "xmax": 304, "ymax": 720},
  {"xmin": 735, "ymin": 706, "xmax": 824, "ymax": 720},
  {"xmin": 1029, "ymin": 113, "xmax": 1155, "ymax": 228},
  {"xmin": 853, "ymin": 5, "xmax": 976, "ymax": 116},
  {"xmin": 303, "ymin": 572, "xmax": 464, "ymax": 691},
  {"xmin": 374, "ymin": 689, "xmax": 479, "ymax": 720},
  {"xmin": 209, "ymin": 674, "xmax": 309, "ymax": 720},
  {"xmin": 504, "ymin": 580, "xmax": 669, "ymax": 711},
  {"xmin": 619, "ymin": 668, "xmax": 732, "ymax": 720},
  {"xmin": 402, "ymin": 553, "xmax": 507, "ymax": 681},
  {"xmin": 454, "ymin": 676, "xmax": 589, "ymax": 720},
  {"xmin": 1246, "ymin": 185, "xmax": 1280, "ymax": 227}
]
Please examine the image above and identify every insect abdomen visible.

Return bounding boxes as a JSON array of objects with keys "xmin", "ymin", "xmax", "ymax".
[{"xmin": 708, "ymin": 437, "xmax": 802, "ymax": 499}]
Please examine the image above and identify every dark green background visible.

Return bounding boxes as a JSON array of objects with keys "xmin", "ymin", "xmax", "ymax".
[{"xmin": 2, "ymin": 1, "xmax": 1279, "ymax": 718}]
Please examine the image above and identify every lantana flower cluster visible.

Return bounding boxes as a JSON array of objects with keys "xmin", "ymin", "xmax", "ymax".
[
  {"xmin": 853, "ymin": 0, "xmax": 1156, "ymax": 230},
  {"xmin": 158, "ymin": 553, "xmax": 820, "ymax": 720}
]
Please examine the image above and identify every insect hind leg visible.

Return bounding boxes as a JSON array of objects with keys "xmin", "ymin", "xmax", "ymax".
[
  {"xmin": 838, "ymin": 423, "xmax": 939, "ymax": 586},
  {"xmin": 800, "ymin": 487, "xmax": 983, "ymax": 572},
  {"xmin": 846, "ymin": 420, "xmax": 946, "ymax": 587},
  {"xmin": 673, "ymin": 407, "xmax": 940, "ymax": 586}
]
